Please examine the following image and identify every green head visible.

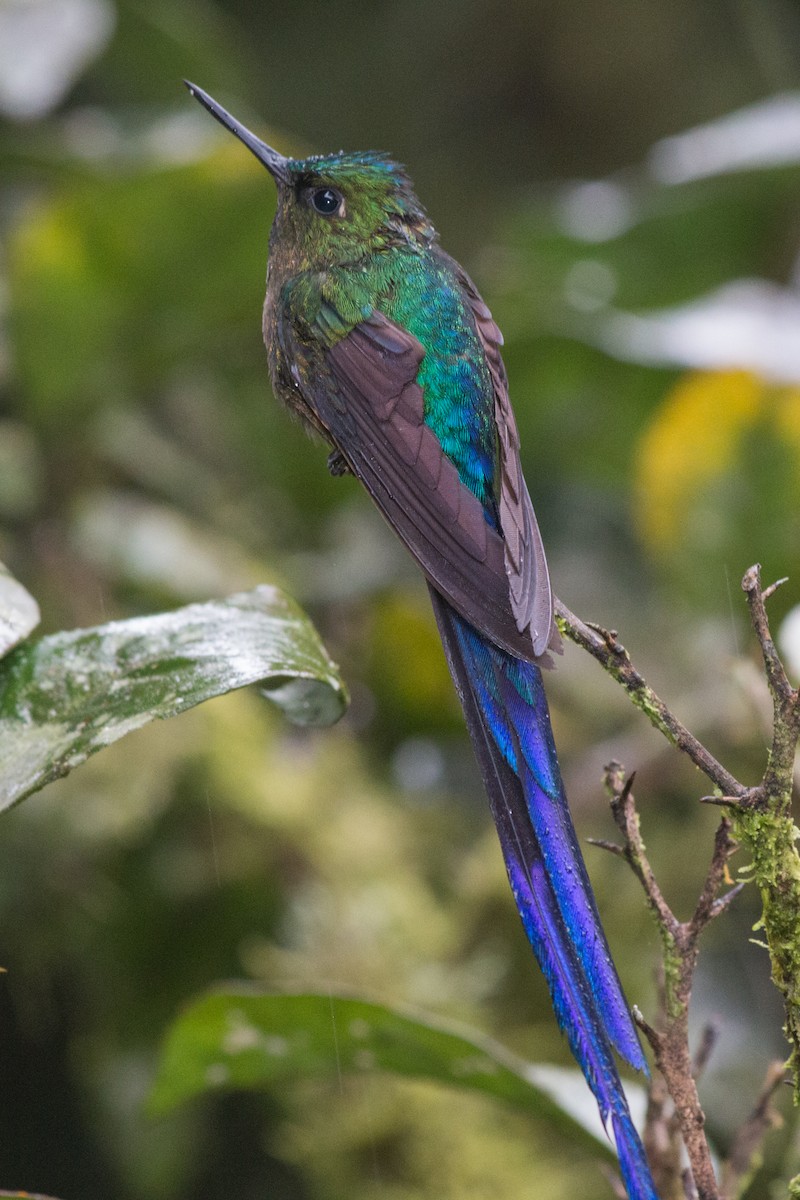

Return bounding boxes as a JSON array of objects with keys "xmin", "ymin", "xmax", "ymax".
[{"xmin": 186, "ymin": 82, "xmax": 435, "ymax": 269}]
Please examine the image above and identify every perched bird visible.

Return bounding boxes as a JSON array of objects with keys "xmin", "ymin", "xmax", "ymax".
[{"xmin": 186, "ymin": 82, "xmax": 657, "ymax": 1200}]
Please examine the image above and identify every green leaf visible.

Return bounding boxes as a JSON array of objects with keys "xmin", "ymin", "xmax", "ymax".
[
  {"xmin": 0, "ymin": 562, "xmax": 40, "ymax": 659},
  {"xmin": 0, "ymin": 585, "xmax": 347, "ymax": 811},
  {"xmin": 151, "ymin": 988, "xmax": 638, "ymax": 1161}
]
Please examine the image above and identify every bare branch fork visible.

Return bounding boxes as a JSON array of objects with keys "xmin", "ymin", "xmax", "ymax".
[{"xmin": 555, "ymin": 564, "xmax": 800, "ymax": 1199}]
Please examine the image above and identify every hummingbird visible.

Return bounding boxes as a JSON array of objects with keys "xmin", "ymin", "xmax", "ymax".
[{"xmin": 186, "ymin": 82, "xmax": 657, "ymax": 1200}]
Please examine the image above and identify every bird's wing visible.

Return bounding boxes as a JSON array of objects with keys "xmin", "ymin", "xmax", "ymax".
[
  {"xmin": 453, "ymin": 261, "xmax": 559, "ymax": 657},
  {"xmin": 280, "ymin": 307, "xmax": 541, "ymax": 663}
]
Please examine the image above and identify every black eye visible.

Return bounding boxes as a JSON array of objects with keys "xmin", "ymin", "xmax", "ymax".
[{"xmin": 311, "ymin": 187, "xmax": 341, "ymax": 215}]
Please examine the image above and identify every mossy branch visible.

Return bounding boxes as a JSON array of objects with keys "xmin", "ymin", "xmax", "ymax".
[
  {"xmin": 557, "ymin": 564, "xmax": 800, "ymax": 1198},
  {"xmin": 731, "ymin": 568, "xmax": 800, "ymax": 1099}
]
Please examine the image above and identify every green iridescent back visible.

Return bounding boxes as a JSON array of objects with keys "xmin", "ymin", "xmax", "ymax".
[{"xmin": 270, "ymin": 151, "xmax": 501, "ymax": 524}]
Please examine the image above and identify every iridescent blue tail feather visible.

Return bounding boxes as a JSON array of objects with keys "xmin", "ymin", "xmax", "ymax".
[{"xmin": 429, "ymin": 587, "xmax": 657, "ymax": 1200}]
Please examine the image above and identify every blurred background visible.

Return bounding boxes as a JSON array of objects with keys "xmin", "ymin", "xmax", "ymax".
[{"xmin": 2, "ymin": 1, "xmax": 800, "ymax": 1196}]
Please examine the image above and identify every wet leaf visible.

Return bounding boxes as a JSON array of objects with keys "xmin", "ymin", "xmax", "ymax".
[
  {"xmin": 0, "ymin": 585, "xmax": 347, "ymax": 811},
  {"xmin": 150, "ymin": 987, "xmax": 645, "ymax": 1160},
  {"xmin": 0, "ymin": 562, "xmax": 40, "ymax": 659}
]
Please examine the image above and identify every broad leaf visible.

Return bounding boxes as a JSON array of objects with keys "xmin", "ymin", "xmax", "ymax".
[
  {"xmin": 151, "ymin": 987, "xmax": 645, "ymax": 1160},
  {"xmin": 0, "ymin": 585, "xmax": 347, "ymax": 811},
  {"xmin": 0, "ymin": 563, "xmax": 40, "ymax": 659}
]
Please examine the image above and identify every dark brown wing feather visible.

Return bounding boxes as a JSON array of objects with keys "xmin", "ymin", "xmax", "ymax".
[
  {"xmin": 454, "ymin": 262, "xmax": 560, "ymax": 658},
  {"xmin": 283, "ymin": 310, "xmax": 541, "ymax": 663}
]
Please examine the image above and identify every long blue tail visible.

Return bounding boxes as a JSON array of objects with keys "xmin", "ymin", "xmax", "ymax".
[{"xmin": 429, "ymin": 587, "xmax": 657, "ymax": 1200}]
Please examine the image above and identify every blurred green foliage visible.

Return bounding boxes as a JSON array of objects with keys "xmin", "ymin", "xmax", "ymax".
[{"xmin": 2, "ymin": 1, "xmax": 800, "ymax": 1197}]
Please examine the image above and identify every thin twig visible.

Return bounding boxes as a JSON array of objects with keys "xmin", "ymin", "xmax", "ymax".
[
  {"xmin": 587, "ymin": 836, "xmax": 627, "ymax": 858},
  {"xmin": 682, "ymin": 1168, "xmax": 700, "ymax": 1199},
  {"xmin": 708, "ymin": 884, "xmax": 745, "ymax": 921},
  {"xmin": 690, "ymin": 821, "xmax": 738, "ymax": 931},
  {"xmin": 640, "ymin": 974, "xmax": 682, "ymax": 1198},
  {"xmin": 719, "ymin": 1060, "xmax": 788, "ymax": 1199},
  {"xmin": 740, "ymin": 566, "xmax": 800, "ymax": 803},
  {"xmin": 742, "ymin": 567, "xmax": 794, "ymax": 709},
  {"xmin": 692, "ymin": 1022, "xmax": 720, "ymax": 1082},
  {"xmin": 603, "ymin": 763, "xmax": 677, "ymax": 936},
  {"xmin": 556, "ymin": 599, "xmax": 745, "ymax": 799}
]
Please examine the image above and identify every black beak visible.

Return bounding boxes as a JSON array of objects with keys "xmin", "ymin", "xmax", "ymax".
[{"xmin": 184, "ymin": 81, "xmax": 290, "ymax": 185}]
